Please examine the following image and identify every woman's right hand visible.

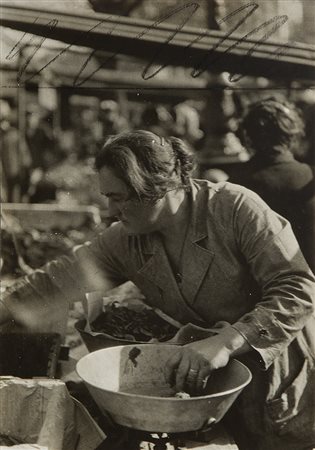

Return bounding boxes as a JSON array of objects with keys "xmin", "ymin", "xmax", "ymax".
[
  {"xmin": 164, "ymin": 327, "xmax": 251, "ymax": 395},
  {"xmin": 164, "ymin": 334, "xmax": 232, "ymax": 395}
]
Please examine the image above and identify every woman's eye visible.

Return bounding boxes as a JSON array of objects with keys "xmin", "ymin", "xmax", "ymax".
[{"xmin": 108, "ymin": 195, "xmax": 123, "ymax": 202}]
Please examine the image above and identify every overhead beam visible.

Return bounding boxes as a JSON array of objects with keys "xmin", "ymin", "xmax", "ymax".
[{"xmin": 1, "ymin": 4, "xmax": 315, "ymax": 82}]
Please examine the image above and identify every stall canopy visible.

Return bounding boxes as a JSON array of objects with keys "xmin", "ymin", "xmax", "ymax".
[
  {"xmin": 1, "ymin": 30, "xmax": 208, "ymax": 90},
  {"xmin": 1, "ymin": 3, "xmax": 315, "ymax": 85}
]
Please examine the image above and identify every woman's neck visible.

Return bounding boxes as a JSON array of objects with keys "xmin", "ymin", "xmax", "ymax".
[{"xmin": 158, "ymin": 189, "xmax": 190, "ymax": 242}]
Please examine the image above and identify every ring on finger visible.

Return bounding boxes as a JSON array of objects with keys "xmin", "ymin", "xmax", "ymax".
[
  {"xmin": 187, "ymin": 369, "xmax": 198, "ymax": 380},
  {"xmin": 197, "ymin": 375, "xmax": 209, "ymax": 387}
]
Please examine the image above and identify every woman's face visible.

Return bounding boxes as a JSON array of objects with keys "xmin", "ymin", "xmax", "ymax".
[{"xmin": 98, "ymin": 166, "xmax": 166, "ymax": 234}]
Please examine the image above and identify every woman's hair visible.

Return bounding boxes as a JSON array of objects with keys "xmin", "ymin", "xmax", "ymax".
[
  {"xmin": 94, "ymin": 130, "xmax": 193, "ymax": 201},
  {"xmin": 239, "ymin": 97, "xmax": 305, "ymax": 154}
]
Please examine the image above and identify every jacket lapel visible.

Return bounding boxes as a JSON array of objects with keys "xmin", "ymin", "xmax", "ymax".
[
  {"xmin": 181, "ymin": 183, "xmax": 215, "ymax": 302},
  {"xmin": 181, "ymin": 237, "xmax": 214, "ymax": 304},
  {"xmin": 137, "ymin": 237, "xmax": 207, "ymax": 323},
  {"xmin": 137, "ymin": 236, "xmax": 173, "ymax": 290}
]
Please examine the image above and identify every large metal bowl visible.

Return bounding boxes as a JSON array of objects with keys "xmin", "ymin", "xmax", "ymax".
[{"xmin": 76, "ymin": 344, "xmax": 252, "ymax": 433}]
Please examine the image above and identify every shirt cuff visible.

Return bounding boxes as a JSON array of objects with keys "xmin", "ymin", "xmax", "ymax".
[{"xmin": 232, "ymin": 308, "xmax": 293, "ymax": 370}]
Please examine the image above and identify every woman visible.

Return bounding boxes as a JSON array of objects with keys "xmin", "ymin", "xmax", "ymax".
[
  {"xmin": 1, "ymin": 130, "xmax": 314, "ymax": 450},
  {"xmin": 232, "ymin": 97, "xmax": 315, "ymax": 272}
]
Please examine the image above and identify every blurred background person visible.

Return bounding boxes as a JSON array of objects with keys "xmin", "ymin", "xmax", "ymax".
[
  {"xmin": 171, "ymin": 100, "xmax": 204, "ymax": 149},
  {"xmin": 99, "ymin": 100, "xmax": 130, "ymax": 137},
  {"xmin": 26, "ymin": 106, "xmax": 60, "ymax": 172},
  {"xmin": 25, "ymin": 106, "xmax": 61, "ymax": 203},
  {"xmin": 1, "ymin": 100, "xmax": 32, "ymax": 202},
  {"xmin": 139, "ymin": 103, "xmax": 174, "ymax": 137},
  {"xmin": 231, "ymin": 97, "xmax": 315, "ymax": 272},
  {"xmin": 76, "ymin": 107, "xmax": 103, "ymax": 160}
]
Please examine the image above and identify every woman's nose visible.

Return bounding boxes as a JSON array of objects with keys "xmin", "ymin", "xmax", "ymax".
[{"xmin": 107, "ymin": 198, "xmax": 121, "ymax": 218}]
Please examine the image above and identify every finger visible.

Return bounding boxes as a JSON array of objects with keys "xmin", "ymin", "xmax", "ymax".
[
  {"xmin": 164, "ymin": 351, "xmax": 183, "ymax": 384},
  {"xmin": 175, "ymin": 355, "xmax": 192, "ymax": 391},
  {"xmin": 185, "ymin": 374, "xmax": 199, "ymax": 395},
  {"xmin": 182, "ymin": 355, "xmax": 202, "ymax": 392},
  {"xmin": 184, "ymin": 367, "xmax": 199, "ymax": 392},
  {"xmin": 195, "ymin": 366, "xmax": 211, "ymax": 393},
  {"xmin": 185, "ymin": 361, "xmax": 210, "ymax": 394},
  {"xmin": 185, "ymin": 365, "xmax": 199, "ymax": 384}
]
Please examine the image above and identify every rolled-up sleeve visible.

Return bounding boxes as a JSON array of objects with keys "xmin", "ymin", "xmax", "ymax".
[{"xmin": 230, "ymin": 191, "xmax": 315, "ymax": 369}]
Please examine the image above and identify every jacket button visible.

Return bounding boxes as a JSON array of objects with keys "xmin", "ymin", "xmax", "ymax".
[{"xmin": 259, "ymin": 328, "xmax": 268, "ymax": 336}]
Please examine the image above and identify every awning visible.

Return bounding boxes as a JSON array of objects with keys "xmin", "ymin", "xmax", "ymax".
[
  {"xmin": 0, "ymin": 33, "xmax": 208, "ymax": 90},
  {"xmin": 1, "ymin": 4, "xmax": 315, "ymax": 84}
]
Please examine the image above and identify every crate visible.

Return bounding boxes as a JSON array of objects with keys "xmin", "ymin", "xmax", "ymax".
[
  {"xmin": 0, "ymin": 332, "xmax": 61, "ymax": 378},
  {"xmin": 0, "ymin": 377, "xmax": 105, "ymax": 449},
  {"xmin": 1, "ymin": 203, "xmax": 101, "ymax": 231}
]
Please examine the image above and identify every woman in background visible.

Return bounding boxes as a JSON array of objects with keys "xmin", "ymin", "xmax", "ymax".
[{"xmin": 232, "ymin": 97, "xmax": 315, "ymax": 272}]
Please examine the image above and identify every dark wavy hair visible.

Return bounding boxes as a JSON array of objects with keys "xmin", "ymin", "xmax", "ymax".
[
  {"xmin": 239, "ymin": 97, "xmax": 305, "ymax": 154},
  {"xmin": 94, "ymin": 130, "xmax": 193, "ymax": 201}
]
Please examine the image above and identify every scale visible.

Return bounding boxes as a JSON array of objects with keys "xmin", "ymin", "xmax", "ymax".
[{"xmin": 94, "ymin": 421, "xmax": 237, "ymax": 450}]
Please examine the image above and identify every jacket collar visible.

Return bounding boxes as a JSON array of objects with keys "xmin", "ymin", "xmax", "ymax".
[{"xmin": 190, "ymin": 179, "xmax": 213, "ymax": 242}]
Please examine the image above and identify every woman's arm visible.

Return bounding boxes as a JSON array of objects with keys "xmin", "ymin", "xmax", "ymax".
[
  {"xmin": 230, "ymin": 190, "xmax": 314, "ymax": 369},
  {"xmin": 0, "ymin": 224, "xmax": 128, "ymax": 330},
  {"xmin": 164, "ymin": 186, "xmax": 315, "ymax": 392}
]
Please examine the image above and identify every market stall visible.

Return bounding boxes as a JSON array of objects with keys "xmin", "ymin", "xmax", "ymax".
[{"xmin": 1, "ymin": 3, "xmax": 315, "ymax": 450}]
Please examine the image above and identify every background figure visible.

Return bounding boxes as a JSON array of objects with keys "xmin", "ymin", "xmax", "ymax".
[
  {"xmin": 26, "ymin": 107, "xmax": 59, "ymax": 171},
  {"xmin": 0, "ymin": 101, "xmax": 32, "ymax": 202},
  {"xmin": 26, "ymin": 107, "xmax": 62, "ymax": 203},
  {"xmin": 139, "ymin": 103, "xmax": 174, "ymax": 137},
  {"xmin": 171, "ymin": 101, "xmax": 204, "ymax": 145},
  {"xmin": 76, "ymin": 108, "xmax": 103, "ymax": 160},
  {"xmin": 99, "ymin": 100, "xmax": 130, "ymax": 138},
  {"xmin": 232, "ymin": 97, "xmax": 315, "ymax": 272}
]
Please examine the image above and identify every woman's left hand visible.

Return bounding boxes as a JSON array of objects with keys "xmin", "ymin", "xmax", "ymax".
[{"xmin": 164, "ymin": 334, "xmax": 231, "ymax": 395}]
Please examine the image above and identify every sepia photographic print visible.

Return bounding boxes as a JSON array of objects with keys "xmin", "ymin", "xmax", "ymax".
[{"xmin": 0, "ymin": 1, "xmax": 314, "ymax": 449}]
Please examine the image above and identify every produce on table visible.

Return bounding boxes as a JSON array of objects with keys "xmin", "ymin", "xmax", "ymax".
[
  {"xmin": 1, "ymin": 214, "xmax": 98, "ymax": 276},
  {"xmin": 91, "ymin": 302, "xmax": 178, "ymax": 342}
]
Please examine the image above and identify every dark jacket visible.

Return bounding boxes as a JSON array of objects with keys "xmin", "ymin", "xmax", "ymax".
[{"xmin": 231, "ymin": 152, "xmax": 315, "ymax": 272}]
